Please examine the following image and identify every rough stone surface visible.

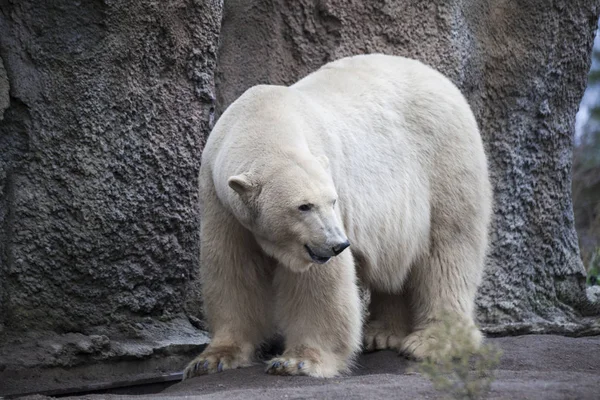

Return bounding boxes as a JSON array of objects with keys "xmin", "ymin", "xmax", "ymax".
[
  {"xmin": 0, "ymin": 1, "xmax": 221, "ymax": 334},
  {"xmin": 0, "ymin": 56, "xmax": 8, "ymax": 121},
  {"xmin": 0, "ymin": 316, "xmax": 210, "ymax": 397},
  {"xmin": 18, "ymin": 335, "xmax": 600, "ymax": 400},
  {"xmin": 587, "ymin": 286, "xmax": 600, "ymax": 304},
  {"xmin": 215, "ymin": 0, "xmax": 600, "ymax": 329}
]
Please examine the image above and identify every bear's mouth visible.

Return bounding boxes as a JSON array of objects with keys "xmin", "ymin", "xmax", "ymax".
[{"xmin": 304, "ymin": 245, "xmax": 331, "ymax": 264}]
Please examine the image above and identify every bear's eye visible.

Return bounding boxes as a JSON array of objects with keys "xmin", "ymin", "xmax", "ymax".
[
  {"xmin": 298, "ymin": 204, "xmax": 313, "ymax": 211},
  {"xmin": 332, "ymin": 199, "xmax": 337, "ymax": 206}
]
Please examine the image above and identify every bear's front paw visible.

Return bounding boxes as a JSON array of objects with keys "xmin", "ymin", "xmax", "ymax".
[
  {"xmin": 183, "ymin": 345, "xmax": 252, "ymax": 380},
  {"xmin": 265, "ymin": 345, "xmax": 341, "ymax": 378},
  {"xmin": 265, "ymin": 356, "xmax": 314, "ymax": 376},
  {"xmin": 401, "ymin": 322, "xmax": 482, "ymax": 362},
  {"xmin": 363, "ymin": 321, "xmax": 407, "ymax": 352}
]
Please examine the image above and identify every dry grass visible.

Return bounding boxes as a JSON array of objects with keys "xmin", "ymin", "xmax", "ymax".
[{"xmin": 412, "ymin": 318, "xmax": 502, "ymax": 400}]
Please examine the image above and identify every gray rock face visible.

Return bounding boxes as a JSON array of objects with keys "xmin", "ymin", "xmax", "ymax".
[
  {"xmin": 0, "ymin": 57, "xmax": 8, "ymax": 121},
  {"xmin": 215, "ymin": 0, "xmax": 600, "ymax": 330},
  {"xmin": 587, "ymin": 286, "xmax": 600, "ymax": 304},
  {"xmin": 0, "ymin": 1, "xmax": 221, "ymax": 333}
]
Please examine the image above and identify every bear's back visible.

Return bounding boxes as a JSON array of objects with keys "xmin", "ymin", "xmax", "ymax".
[{"xmin": 291, "ymin": 55, "xmax": 490, "ymax": 288}]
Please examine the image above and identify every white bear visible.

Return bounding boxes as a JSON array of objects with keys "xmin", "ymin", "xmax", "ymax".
[{"xmin": 183, "ymin": 54, "xmax": 492, "ymax": 379}]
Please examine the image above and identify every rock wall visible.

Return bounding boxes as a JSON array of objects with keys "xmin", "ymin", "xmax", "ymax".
[
  {"xmin": 574, "ymin": 19, "xmax": 600, "ymax": 283},
  {"xmin": 0, "ymin": 57, "xmax": 8, "ymax": 121},
  {"xmin": 216, "ymin": 0, "xmax": 600, "ymax": 332},
  {"xmin": 0, "ymin": 0, "xmax": 220, "ymax": 350}
]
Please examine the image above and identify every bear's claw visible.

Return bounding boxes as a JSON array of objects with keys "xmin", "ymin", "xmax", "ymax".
[
  {"xmin": 182, "ymin": 345, "xmax": 252, "ymax": 380},
  {"xmin": 183, "ymin": 358, "xmax": 211, "ymax": 380},
  {"xmin": 266, "ymin": 357, "xmax": 311, "ymax": 375}
]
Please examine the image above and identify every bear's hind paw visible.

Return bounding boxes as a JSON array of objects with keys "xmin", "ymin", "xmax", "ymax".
[{"xmin": 363, "ymin": 322, "xmax": 407, "ymax": 352}]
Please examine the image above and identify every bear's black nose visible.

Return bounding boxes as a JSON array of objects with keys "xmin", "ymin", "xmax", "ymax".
[{"xmin": 332, "ymin": 240, "xmax": 351, "ymax": 256}]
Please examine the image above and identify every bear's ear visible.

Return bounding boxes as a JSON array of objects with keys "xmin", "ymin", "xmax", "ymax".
[
  {"xmin": 317, "ymin": 155, "xmax": 330, "ymax": 170},
  {"xmin": 228, "ymin": 174, "xmax": 255, "ymax": 197}
]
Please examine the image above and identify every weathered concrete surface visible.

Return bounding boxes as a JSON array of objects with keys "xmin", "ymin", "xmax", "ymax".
[
  {"xmin": 573, "ymin": 19, "xmax": 600, "ymax": 281},
  {"xmin": 0, "ymin": 0, "xmax": 220, "ymax": 389},
  {"xmin": 18, "ymin": 335, "xmax": 600, "ymax": 400},
  {"xmin": 215, "ymin": 0, "xmax": 600, "ymax": 330},
  {"xmin": 0, "ymin": 1, "xmax": 220, "ymax": 332},
  {"xmin": 0, "ymin": 56, "xmax": 8, "ymax": 121}
]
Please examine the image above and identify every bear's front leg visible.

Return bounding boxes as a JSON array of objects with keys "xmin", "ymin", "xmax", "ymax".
[
  {"xmin": 400, "ymin": 236, "xmax": 484, "ymax": 362},
  {"xmin": 183, "ymin": 192, "xmax": 275, "ymax": 380},
  {"xmin": 267, "ymin": 251, "xmax": 362, "ymax": 378},
  {"xmin": 184, "ymin": 340, "xmax": 255, "ymax": 378}
]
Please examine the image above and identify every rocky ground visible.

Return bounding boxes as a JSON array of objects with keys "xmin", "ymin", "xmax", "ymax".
[{"xmin": 14, "ymin": 334, "xmax": 600, "ymax": 400}]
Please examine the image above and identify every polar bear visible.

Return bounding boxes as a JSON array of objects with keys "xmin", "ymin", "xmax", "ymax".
[{"xmin": 183, "ymin": 54, "xmax": 492, "ymax": 379}]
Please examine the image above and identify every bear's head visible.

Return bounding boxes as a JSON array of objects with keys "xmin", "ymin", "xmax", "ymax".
[{"xmin": 227, "ymin": 154, "xmax": 350, "ymax": 272}]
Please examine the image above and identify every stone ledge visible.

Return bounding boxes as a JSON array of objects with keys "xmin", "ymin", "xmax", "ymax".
[
  {"xmin": 481, "ymin": 317, "xmax": 600, "ymax": 337},
  {"xmin": 0, "ymin": 316, "xmax": 209, "ymax": 398},
  {"xmin": 4, "ymin": 317, "xmax": 600, "ymax": 398}
]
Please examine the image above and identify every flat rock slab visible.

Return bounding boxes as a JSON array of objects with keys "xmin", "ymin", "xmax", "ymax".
[{"xmin": 25, "ymin": 334, "xmax": 600, "ymax": 400}]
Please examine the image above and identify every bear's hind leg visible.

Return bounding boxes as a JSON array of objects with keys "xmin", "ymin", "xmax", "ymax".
[
  {"xmin": 267, "ymin": 251, "xmax": 362, "ymax": 378},
  {"xmin": 363, "ymin": 291, "xmax": 411, "ymax": 352},
  {"xmin": 401, "ymin": 238, "xmax": 484, "ymax": 362}
]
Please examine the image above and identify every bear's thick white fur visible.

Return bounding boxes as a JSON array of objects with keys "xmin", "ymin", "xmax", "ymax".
[{"xmin": 183, "ymin": 54, "xmax": 492, "ymax": 379}]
